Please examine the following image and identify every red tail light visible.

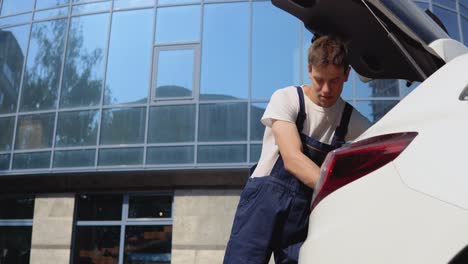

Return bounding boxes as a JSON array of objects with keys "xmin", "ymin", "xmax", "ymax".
[{"xmin": 310, "ymin": 132, "xmax": 418, "ymax": 210}]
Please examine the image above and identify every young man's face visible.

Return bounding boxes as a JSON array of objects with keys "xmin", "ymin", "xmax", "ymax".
[{"xmin": 308, "ymin": 64, "xmax": 350, "ymax": 108}]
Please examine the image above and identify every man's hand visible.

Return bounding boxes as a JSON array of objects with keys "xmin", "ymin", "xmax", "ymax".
[{"xmin": 271, "ymin": 119, "xmax": 321, "ymax": 188}]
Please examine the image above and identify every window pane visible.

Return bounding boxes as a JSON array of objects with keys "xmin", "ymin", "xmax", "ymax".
[
  {"xmin": 199, "ymin": 103, "xmax": 247, "ymax": 141},
  {"xmin": 114, "ymin": 0, "xmax": 154, "ymax": 9},
  {"xmin": 128, "ymin": 195, "xmax": 172, "ymax": 218},
  {"xmin": 61, "ymin": 13, "xmax": 109, "ymax": 108},
  {"xmin": 463, "ymin": 17, "xmax": 468, "ymax": 46},
  {"xmin": 72, "ymin": 1, "xmax": 112, "ymax": 15},
  {"xmin": 198, "ymin": 144, "xmax": 246, "ymax": 163},
  {"xmin": 73, "ymin": 226, "xmax": 121, "ymax": 264},
  {"xmin": 433, "ymin": 0, "xmax": 456, "ymax": 9},
  {"xmin": 354, "ymin": 100, "xmax": 399, "ymax": 123},
  {"xmin": 399, "ymin": 80, "xmax": 420, "ymax": 97},
  {"xmin": 155, "ymin": 49, "xmax": 194, "ymax": 98},
  {"xmin": 101, "ymin": 108, "xmax": 146, "ymax": 145},
  {"xmin": 0, "ymin": 13, "xmax": 32, "ymax": 27},
  {"xmin": 15, "ymin": 113, "xmax": 55, "ymax": 150},
  {"xmin": 148, "ymin": 105, "xmax": 195, "ymax": 143},
  {"xmin": 0, "ymin": 117, "xmax": 14, "ymax": 151},
  {"xmin": 36, "ymin": 0, "xmax": 70, "ymax": 9},
  {"xmin": 0, "ymin": 0, "xmax": 34, "ymax": 16},
  {"xmin": 0, "ymin": 196, "xmax": 34, "ymax": 219},
  {"xmin": 433, "ymin": 6, "xmax": 460, "ymax": 40},
  {"xmin": 98, "ymin": 148, "xmax": 143, "ymax": 166},
  {"xmin": 155, "ymin": 5, "xmax": 200, "ymax": 44},
  {"xmin": 104, "ymin": 9, "xmax": 153, "ymax": 105},
  {"xmin": 158, "ymin": 0, "xmax": 199, "ymax": 5},
  {"xmin": 53, "ymin": 149, "xmax": 95, "ymax": 167},
  {"xmin": 21, "ymin": 19, "xmax": 67, "ymax": 111},
  {"xmin": 250, "ymin": 144, "xmax": 261, "ymax": 163},
  {"xmin": 0, "ymin": 25, "xmax": 30, "ymax": 114},
  {"xmin": 252, "ymin": 2, "xmax": 300, "ymax": 100},
  {"xmin": 76, "ymin": 194, "xmax": 123, "ymax": 221},
  {"xmin": 355, "ymin": 79, "xmax": 400, "ymax": 98},
  {"xmin": 124, "ymin": 226, "xmax": 172, "ymax": 264},
  {"xmin": 33, "ymin": 7, "xmax": 68, "ymax": 20},
  {"xmin": 250, "ymin": 103, "xmax": 266, "ymax": 141},
  {"xmin": 0, "ymin": 154, "xmax": 9, "ymax": 170},
  {"xmin": 13, "ymin": 151, "xmax": 51, "ymax": 169},
  {"xmin": 461, "ymin": 3, "xmax": 468, "ymax": 18},
  {"xmin": 56, "ymin": 110, "xmax": 99, "ymax": 147},
  {"xmin": 146, "ymin": 146, "xmax": 194, "ymax": 165},
  {"xmin": 201, "ymin": 3, "xmax": 248, "ymax": 100},
  {"xmin": 0, "ymin": 226, "xmax": 32, "ymax": 264}
]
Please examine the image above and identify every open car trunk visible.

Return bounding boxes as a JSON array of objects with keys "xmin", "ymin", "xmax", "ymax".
[{"xmin": 272, "ymin": 0, "xmax": 449, "ymax": 82}]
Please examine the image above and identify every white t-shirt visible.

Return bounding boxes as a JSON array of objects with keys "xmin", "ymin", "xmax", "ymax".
[{"xmin": 251, "ymin": 85, "xmax": 371, "ymax": 177}]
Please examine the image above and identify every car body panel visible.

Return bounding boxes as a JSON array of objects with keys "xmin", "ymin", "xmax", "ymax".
[
  {"xmin": 272, "ymin": 0, "xmax": 447, "ymax": 81},
  {"xmin": 300, "ymin": 163, "xmax": 468, "ymax": 263}
]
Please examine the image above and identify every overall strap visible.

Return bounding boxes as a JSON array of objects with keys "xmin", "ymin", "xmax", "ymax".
[
  {"xmin": 295, "ymin": 86, "xmax": 307, "ymax": 133},
  {"xmin": 331, "ymin": 102, "xmax": 353, "ymax": 147}
]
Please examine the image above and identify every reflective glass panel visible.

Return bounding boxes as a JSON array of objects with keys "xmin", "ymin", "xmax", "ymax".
[
  {"xmin": 104, "ymin": 9, "xmax": 153, "ymax": 105},
  {"xmin": 155, "ymin": 5, "xmax": 200, "ymax": 44},
  {"xmin": 124, "ymin": 226, "xmax": 172, "ymax": 264},
  {"xmin": 128, "ymin": 195, "xmax": 172, "ymax": 218},
  {"xmin": 76, "ymin": 193, "xmax": 123, "ymax": 220},
  {"xmin": 463, "ymin": 17, "xmax": 468, "ymax": 46},
  {"xmin": 0, "ymin": 196, "xmax": 34, "ymax": 219},
  {"xmin": 250, "ymin": 144, "xmax": 261, "ymax": 163},
  {"xmin": 21, "ymin": 19, "xmax": 67, "ymax": 111},
  {"xmin": 100, "ymin": 107, "xmax": 146, "ymax": 145},
  {"xmin": 0, "ymin": 0, "xmax": 34, "ymax": 16},
  {"xmin": 0, "ymin": 25, "xmax": 29, "ymax": 114},
  {"xmin": 0, "ymin": 13, "xmax": 32, "ymax": 27},
  {"xmin": 0, "ymin": 154, "xmax": 9, "ymax": 170},
  {"xmin": 15, "ymin": 113, "xmax": 55, "ymax": 150},
  {"xmin": 355, "ymin": 79, "xmax": 400, "ymax": 98},
  {"xmin": 98, "ymin": 147, "xmax": 143, "ymax": 166},
  {"xmin": 61, "ymin": 13, "xmax": 109, "ymax": 108},
  {"xmin": 33, "ymin": 7, "xmax": 68, "ymax": 20},
  {"xmin": 461, "ymin": 2, "xmax": 468, "ymax": 18},
  {"xmin": 433, "ymin": 6, "xmax": 460, "ymax": 40},
  {"xmin": 158, "ymin": 0, "xmax": 199, "ymax": 5},
  {"xmin": 146, "ymin": 146, "xmax": 194, "ymax": 165},
  {"xmin": 198, "ymin": 144, "xmax": 246, "ymax": 163},
  {"xmin": 56, "ymin": 110, "xmax": 99, "ymax": 147},
  {"xmin": 36, "ymin": 0, "xmax": 70, "ymax": 9},
  {"xmin": 114, "ymin": 0, "xmax": 154, "ymax": 9},
  {"xmin": 399, "ymin": 80, "xmax": 420, "ymax": 97},
  {"xmin": 155, "ymin": 49, "xmax": 194, "ymax": 98},
  {"xmin": 53, "ymin": 149, "xmax": 95, "ymax": 167},
  {"xmin": 148, "ymin": 105, "xmax": 195, "ymax": 143},
  {"xmin": 73, "ymin": 226, "xmax": 121, "ymax": 264},
  {"xmin": 433, "ymin": 0, "xmax": 456, "ymax": 9},
  {"xmin": 200, "ymin": 3, "xmax": 248, "ymax": 100},
  {"xmin": 198, "ymin": 103, "xmax": 247, "ymax": 141},
  {"xmin": 250, "ymin": 103, "xmax": 266, "ymax": 141},
  {"xmin": 252, "ymin": 2, "xmax": 300, "ymax": 100},
  {"xmin": 72, "ymin": 1, "xmax": 111, "ymax": 15},
  {"xmin": 0, "ymin": 117, "xmax": 14, "ymax": 151},
  {"xmin": 0, "ymin": 226, "xmax": 32, "ymax": 264},
  {"xmin": 354, "ymin": 100, "xmax": 399, "ymax": 123},
  {"xmin": 302, "ymin": 28, "xmax": 313, "ymax": 85},
  {"xmin": 13, "ymin": 151, "xmax": 51, "ymax": 169}
]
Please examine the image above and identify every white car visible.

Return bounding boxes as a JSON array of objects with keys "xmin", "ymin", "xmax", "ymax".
[{"xmin": 273, "ymin": 0, "xmax": 468, "ymax": 263}]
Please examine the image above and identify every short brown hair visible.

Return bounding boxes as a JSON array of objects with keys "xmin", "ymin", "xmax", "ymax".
[{"xmin": 308, "ymin": 35, "xmax": 349, "ymax": 70}]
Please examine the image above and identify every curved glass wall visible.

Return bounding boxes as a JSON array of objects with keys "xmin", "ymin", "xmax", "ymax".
[{"xmin": 0, "ymin": 0, "xmax": 467, "ymax": 173}]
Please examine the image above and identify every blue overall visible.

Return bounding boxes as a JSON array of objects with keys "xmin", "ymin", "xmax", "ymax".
[{"xmin": 223, "ymin": 86, "xmax": 353, "ymax": 264}]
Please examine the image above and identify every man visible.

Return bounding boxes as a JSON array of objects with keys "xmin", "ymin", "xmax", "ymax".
[{"xmin": 223, "ymin": 35, "xmax": 371, "ymax": 264}]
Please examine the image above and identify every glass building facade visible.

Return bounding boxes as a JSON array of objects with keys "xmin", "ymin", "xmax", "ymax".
[
  {"xmin": 0, "ymin": 0, "xmax": 467, "ymax": 173},
  {"xmin": 0, "ymin": 0, "xmax": 467, "ymax": 263}
]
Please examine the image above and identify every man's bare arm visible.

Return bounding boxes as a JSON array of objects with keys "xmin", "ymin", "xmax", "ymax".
[{"xmin": 271, "ymin": 119, "xmax": 321, "ymax": 188}]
